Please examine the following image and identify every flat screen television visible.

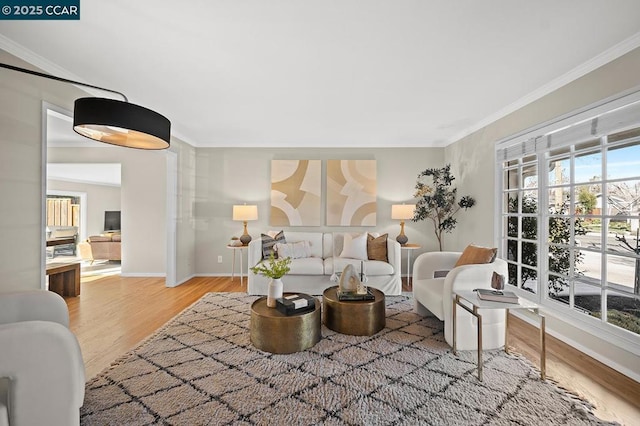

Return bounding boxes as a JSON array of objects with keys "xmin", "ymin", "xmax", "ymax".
[{"xmin": 104, "ymin": 211, "xmax": 121, "ymax": 232}]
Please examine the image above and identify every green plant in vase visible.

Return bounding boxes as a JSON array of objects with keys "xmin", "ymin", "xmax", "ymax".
[{"xmin": 250, "ymin": 254, "xmax": 292, "ymax": 307}]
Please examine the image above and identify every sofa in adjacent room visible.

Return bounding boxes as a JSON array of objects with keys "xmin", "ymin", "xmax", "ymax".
[
  {"xmin": 247, "ymin": 231, "xmax": 402, "ymax": 295},
  {"xmin": 78, "ymin": 234, "xmax": 121, "ymax": 263}
]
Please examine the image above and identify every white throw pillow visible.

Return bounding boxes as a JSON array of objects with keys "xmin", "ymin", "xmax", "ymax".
[
  {"xmin": 275, "ymin": 241, "xmax": 311, "ymax": 259},
  {"xmin": 339, "ymin": 233, "xmax": 368, "ymax": 260}
]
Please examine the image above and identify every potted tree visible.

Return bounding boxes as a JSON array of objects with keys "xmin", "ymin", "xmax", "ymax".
[
  {"xmin": 250, "ymin": 254, "xmax": 292, "ymax": 307},
  {"xmin": 413, "ymin": 164, "xmax": 475, "ymax": 251}
]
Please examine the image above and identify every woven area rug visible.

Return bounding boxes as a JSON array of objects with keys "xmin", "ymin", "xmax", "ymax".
[{"xmin": 81, "ymin": 293, "xmax": 613, "ymax": 425}]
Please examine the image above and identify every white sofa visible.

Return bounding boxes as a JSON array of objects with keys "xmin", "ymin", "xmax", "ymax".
[
  {"xmin": 248, "ymin": 232, "xmax": 402, "ymax": 295},
  {"xmin": 412, "ymin": 251, "xmax": 508, "ymax": 351}
]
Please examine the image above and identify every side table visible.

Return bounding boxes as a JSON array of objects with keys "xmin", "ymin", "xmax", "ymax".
[
  {"xmin": 250, "ymin": 294, "xmax": 321, "ymax": 353},
  {"xmin": 453, "ymin": 289, "xmax": 546, "ymax": 381},
  {"xmin": 46, "ymin": 262, "xmax": 81, "ymax": 297},
  {"xmin": 322, "ymin": 286, "xmax": 385, "ymax": 336},
  {"xmin": 400, "ymin": 244, "xmax": 421, "ymax": 287},
  {"xmin": 226, "ymin": 245, "xmax": 247, "ymax": 286}
]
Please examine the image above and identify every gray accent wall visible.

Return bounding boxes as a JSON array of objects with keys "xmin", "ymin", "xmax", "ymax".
[{"xmin": 193, "ymin": 148, "xmax": 443, "ymax": 275}]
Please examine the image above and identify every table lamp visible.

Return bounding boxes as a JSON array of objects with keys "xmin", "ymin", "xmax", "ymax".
[
  {"xmin": 391, "ymin": 204, "xmax": 415, "ymax": 245},
  {"xmin": 233, "ymin": 204, "xmax": 258, "ymax": 245}
]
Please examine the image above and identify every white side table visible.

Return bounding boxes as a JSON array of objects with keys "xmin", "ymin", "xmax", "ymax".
[
  {"xmin": 400, "ymin": 244, "xmax": 421, "ymax": 287},
  {"xmin": 453, "ymin": 289, "xmax": 546, "ymax": 382},
  {"xmin": 226, "ymin": 245, "xmax": 247, "ymax": 286}
]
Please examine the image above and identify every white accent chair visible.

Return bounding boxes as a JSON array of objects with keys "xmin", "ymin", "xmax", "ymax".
[
  {"xmin": 0, "ymin": 291, "xmax": 85, "ymax": 426},
  {"xmin": 412, "ymin": 251, "xmax": 508, "ymax": 350}
]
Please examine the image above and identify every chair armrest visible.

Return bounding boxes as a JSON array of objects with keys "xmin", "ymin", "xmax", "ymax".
[
  {"xmin": 0, "ymin": 291, "xmax": 69, "ymax": 327},
  {"xmin": 0, "ymin": 321, "xmax": 85, "ymax": 426},
  {"xmin": 444, "ymin": 258, "xmax": 509, "ymax": 294},
  {"xmin": 412, "ymin": 252, "xmax": 461, "ymax": 281}
]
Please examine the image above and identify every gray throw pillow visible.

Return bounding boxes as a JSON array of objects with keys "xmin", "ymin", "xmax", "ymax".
[{"xmin": 261, "ymin": 231, "xmax": 286, "ymax": 259}]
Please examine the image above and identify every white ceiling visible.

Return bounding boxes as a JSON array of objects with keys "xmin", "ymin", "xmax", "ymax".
[{"xmin": 2, "ymin": 0, "xmax": 640, "ymax": 148}]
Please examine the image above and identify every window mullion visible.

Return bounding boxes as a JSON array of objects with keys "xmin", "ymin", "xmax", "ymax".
[
  {"xmin": 600, "ymin": 136, "xmax": 608, "ymax": 323},
  {"xmin": 568, "ymin": 149, "xmax": 575, "ymax": 310},
  {"xmin": 538, "ymin": 151, "xmax": 549, "ymax": 304}
]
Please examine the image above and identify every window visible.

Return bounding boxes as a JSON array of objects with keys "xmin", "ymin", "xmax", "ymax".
[{"xmin": 497, "ymin": 94, "xmax": 640, "ymax": 340}]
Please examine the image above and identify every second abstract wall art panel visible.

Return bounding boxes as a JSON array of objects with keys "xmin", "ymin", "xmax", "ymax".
[{"xmin": 326, "ymin": 159, "xmax": 377, "ymax": 226}]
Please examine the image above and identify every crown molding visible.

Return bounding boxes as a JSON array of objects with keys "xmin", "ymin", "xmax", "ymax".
[
  {"xmin": 445, "ymin": 31, "xmax": 640, "ymax": 147},
  {"xmin": 0, "ymin": 34, "xmax": 86, "ymax": 82}
]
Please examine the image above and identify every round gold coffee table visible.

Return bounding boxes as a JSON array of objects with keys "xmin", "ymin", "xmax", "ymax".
[
  {"xmin": 322, "ymin": 286, "xmax": 385, "ymax": 336},
  {"xmin": 250, "ymin": 295, "xmax": 321, "ymax": 354}
]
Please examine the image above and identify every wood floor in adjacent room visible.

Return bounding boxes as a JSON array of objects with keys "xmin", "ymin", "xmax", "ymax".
[{"xmin": 65, "ymin": 275, "xmax": 640, "ymax": 425}]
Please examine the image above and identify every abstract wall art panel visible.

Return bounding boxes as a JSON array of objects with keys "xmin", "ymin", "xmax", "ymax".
[
  {"xmin": 271, "ymin": 160, "xmax": 321, "ymax": 226},
  {"xmin": 326, "ymin": 159, "xmax": 377, "ymax": 226}
]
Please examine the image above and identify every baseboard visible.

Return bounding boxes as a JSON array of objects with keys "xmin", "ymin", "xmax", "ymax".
[
  {"xmin": 173, "ymin": 274, "xmax": 196, "ymax": 287},
  {"xmin": 119, "ymin": 272, "xmax": 166, "ymax": 278},
  {"xmin": 511, "ymin": 310, "xmax": 640, "ymax": 383},
  {"xmin": 195, "ymin": 273, "xmax": 232, "ymax": 277}
]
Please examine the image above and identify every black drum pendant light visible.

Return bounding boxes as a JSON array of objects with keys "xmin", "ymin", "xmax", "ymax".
[
  {"xmin": 1, "ymin": 63, "xmax": 171, "ymax": 150},
  {"xmin": 73, "ymin": 98, "xmax": 171, "ymax": 149}
]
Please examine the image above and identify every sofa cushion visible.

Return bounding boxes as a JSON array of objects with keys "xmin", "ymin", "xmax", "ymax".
[
  {"xmin": 288, "ymin": 257, "xmax": 324, "ymax": 275},
  {"xmin": 367, "ymin": 233, "xmax": 388, "ymax": 262},
  {"xmin": 455, "ymin": 244, "xmax": 497, "ymax": 267},
  {"xmin": 88, "ymin": 235, "xmax": 111, "ymax": 242},
  {"xmin": 327, "ymin": 258, "xmax": 394, "ymax": 276},
  {"xmin": 275, "ymin": 241, "xmax": 311, "ymax": 259},
  {"xmin": 261, "ymin": 231, "xmax": 286, "ymax": 259},
  {"xmin": 339, "ymin": 233, "xmax": 368, "ymax": 260}
]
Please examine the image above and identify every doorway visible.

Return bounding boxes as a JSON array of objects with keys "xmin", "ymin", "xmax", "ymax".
[{"xmin": 44, "ymin": 105, "xmax": 123, "ymax": 278}]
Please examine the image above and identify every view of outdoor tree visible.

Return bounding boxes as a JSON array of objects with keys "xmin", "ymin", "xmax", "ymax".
[
  {"xmin": 577, "ymin": 187, "xmax": 597, "ymax": 214},
  {"xmin": 507, "ymin": 197, "xmax": 587, "ymax": 296},
  {"xmin": 608, "ymin": 181, "xmax": 640, "ymax": 218},
  {"xmin": 548, "ymin": 203, "xmax": 587, "ymax": 295}
]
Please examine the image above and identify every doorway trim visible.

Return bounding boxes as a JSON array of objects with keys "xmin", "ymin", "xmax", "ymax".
[{"xmin": 165, "ymin": 150, "xmax": 178, "ymax": 287}]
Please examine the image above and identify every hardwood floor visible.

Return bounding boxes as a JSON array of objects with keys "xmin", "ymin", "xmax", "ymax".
[{"xmin": 66, "ymin": 275, "xmax": 639, "ymax": 425}]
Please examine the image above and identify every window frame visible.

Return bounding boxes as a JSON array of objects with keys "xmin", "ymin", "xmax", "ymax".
[{"xmin": 495, "ymin": 88, "xmax": 640, "ymax": 354}]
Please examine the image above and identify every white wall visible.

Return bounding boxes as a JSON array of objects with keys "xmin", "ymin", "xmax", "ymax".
[
  {"xmin": 47, "ymin": 179, "xmax": 121, "ymax": 238},
  {"xmin": 48, "ymin": 148, "xmax": 167, "ymax": 276},
  {"xmin": 171, "ymin": 139, "xmax": 197, "ymax": 284},
  {"xmin": 0, "ymin": 51, "xmax": 83, "ymax": 291},
  {"xmin": 445, "ymin": 47, "xmax": 640, "ymax": 381},
  {"xmin": 194, "ymin": 148, "xmax": 443, "ymax": 276}
]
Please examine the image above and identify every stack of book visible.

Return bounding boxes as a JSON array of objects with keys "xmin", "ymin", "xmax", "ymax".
[
  {"xmin": 337, "ymin": 287, "xmax": 375, "ymax": 301},
  {"xmin": 276, "ymin": 294, "xmax": 316, "ymax": 315},
  {"xmin": 476, "ymin": 289, "xmax": 519, "ymax": 304}
]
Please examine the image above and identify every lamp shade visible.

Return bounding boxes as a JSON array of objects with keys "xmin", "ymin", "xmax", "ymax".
[
  {"xmin": 391, "ymin": 204, "xmax": 415, "ymax": 220},
  {"xmin": 233, "ymin": 205, "xmax": 258, "ymax": 221},
  {"xmin": 73, "ymin": 97, "xmax": 171, "ymax": 150}
]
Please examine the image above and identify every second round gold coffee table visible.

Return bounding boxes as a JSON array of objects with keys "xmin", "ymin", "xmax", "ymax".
[
  {"xmin": 250, "ymin": 294, "xmax": 321, "ymax": 354},
  {"xmin": 322, "ymin": 286, "xmax": 385, "ymax": 336}
]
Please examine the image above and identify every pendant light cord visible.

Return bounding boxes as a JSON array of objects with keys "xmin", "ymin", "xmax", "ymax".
[{"xmin": 0, "ymin": 62, "xmax": 128, "ymax": 102}]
